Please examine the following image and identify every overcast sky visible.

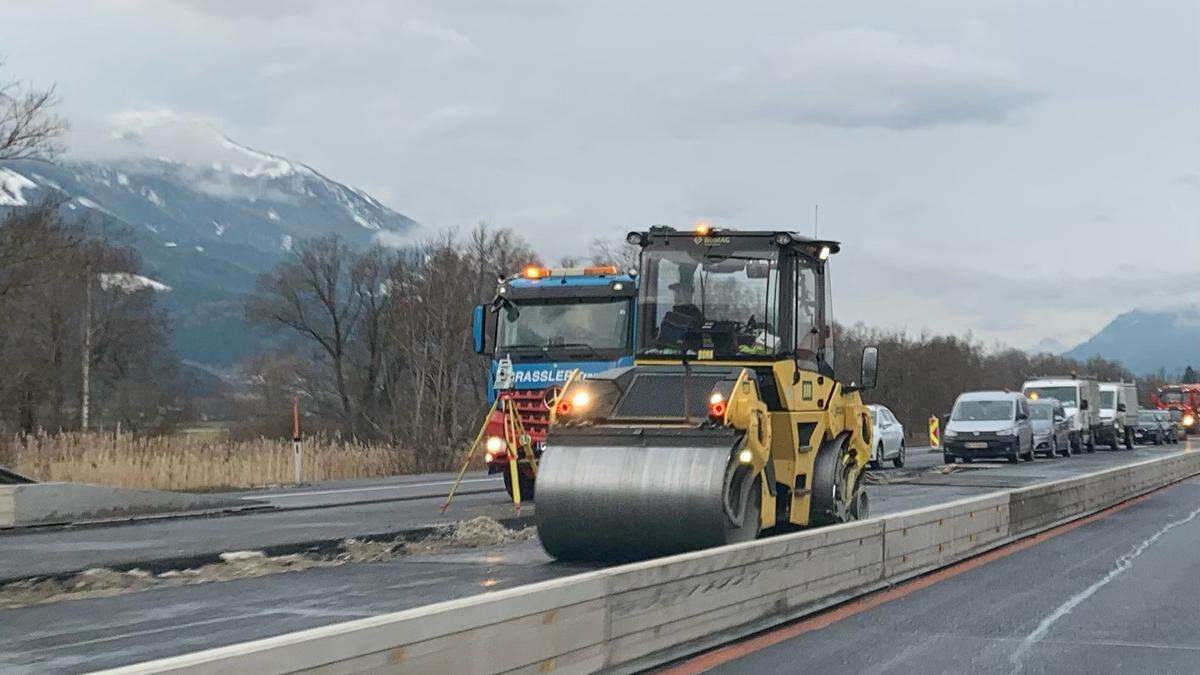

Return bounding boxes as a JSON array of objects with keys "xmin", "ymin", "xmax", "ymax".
[{"xmin": 2, "ymin": 0, "xmax": 1197, "ymax": 350}]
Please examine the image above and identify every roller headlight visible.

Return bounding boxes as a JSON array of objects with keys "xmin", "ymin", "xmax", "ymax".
[{"xmin": 571, "ymin": 390, "xmax": 591, "ymax": 409}]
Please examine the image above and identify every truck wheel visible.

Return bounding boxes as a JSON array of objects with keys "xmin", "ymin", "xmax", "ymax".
[
  {"xmin": 1086, "ymin": 432, "xmax": 1096, "ymax": 453},
  {"xmin": 503, "ymin": 471, "xmax": 536, "ymax": 502},
  {"xmin": 1109, "ymin": 430, "xmax": 1119, "ymax": 452},
  {"xmin": 1060, "ymin": 435, "xmax": 1072, "ymax": 458}
]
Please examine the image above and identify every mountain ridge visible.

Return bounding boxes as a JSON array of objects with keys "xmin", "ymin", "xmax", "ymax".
[{"xmin": 0, "ymin": 123, "xmax": 417, "ymax": 368}]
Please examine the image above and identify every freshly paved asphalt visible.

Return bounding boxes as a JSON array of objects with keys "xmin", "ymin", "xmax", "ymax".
[{"xmin": 2, "ymin": 443, "xmax": 1192, "ymax": 672}]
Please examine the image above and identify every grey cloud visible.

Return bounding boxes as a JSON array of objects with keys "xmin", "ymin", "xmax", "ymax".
[{"xmin": 683, "ymin": 28, "xmax": 1040, "ymax": 131}]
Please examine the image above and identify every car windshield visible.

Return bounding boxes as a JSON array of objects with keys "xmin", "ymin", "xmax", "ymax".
[
  {"xmin": 1138, "ymin": 411, "xmax": 1157, "ymax": 423},
  {"xmin": 1024, "ymin": 386, "xmax": 1077, "ymax": 406},
  {"xmin": 952, "ymin": 399, "xmax": 1015, "ymax": 422},
  {"xmin": 496, "ymin": 298, "xmax": 631, "ymax": 352},
  {"xmin": 1100, "ymin": 391, "xmax": 1116, "ymax": 408},
  {"xmin": 639, "ymin": 241, "xmax": 818, "ymax": 359},
  {"xmin": 1030, "ymin": 405, "xmax": 1053, "ymax": 421}
]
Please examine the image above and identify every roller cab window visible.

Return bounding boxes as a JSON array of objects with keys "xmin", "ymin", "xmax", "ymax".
[{"xmin": 637, "ymin": 237, "xmax": 824, "ymax": 362}]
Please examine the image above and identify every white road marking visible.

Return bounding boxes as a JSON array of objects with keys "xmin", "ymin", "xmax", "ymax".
[
  {"xmin": 254, "ymin": 477, "xmax": 497, "ymax": 500},
  {"xmin": 1008, "ymin": 503, "xmax": 1200, "ymax": 672}
]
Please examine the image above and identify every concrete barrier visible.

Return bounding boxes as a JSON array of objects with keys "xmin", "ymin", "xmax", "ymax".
[
  {"xmin": 0, "ymin": 482, "xmax": 252, "ymax": 528},
  {"xmin": 100, "ymin": 449, "xmax": 1200, "ymax": 675}
]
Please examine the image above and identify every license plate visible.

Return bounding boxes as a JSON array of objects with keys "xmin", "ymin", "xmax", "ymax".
[{"xmin": 965, "ymin": 441, "xmax": 988, "ymax": 449}]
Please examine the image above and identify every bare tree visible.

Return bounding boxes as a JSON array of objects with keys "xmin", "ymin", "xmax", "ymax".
[
  {"xmin": 245, "ymin": 235, "xmax": 372, "ymax": 438},
  {"xmin": 0, "ymin": 58, "xmax": 67, "ymax": 161},
  {"xmin": 589, "ymin": 235, "xmax": 639, "ymax": 272}
]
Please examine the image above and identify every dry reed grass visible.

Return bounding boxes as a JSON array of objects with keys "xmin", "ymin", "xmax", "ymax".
[{"xmin": 4, "ymin": 432, "xmax": 419, "ymax": 491}]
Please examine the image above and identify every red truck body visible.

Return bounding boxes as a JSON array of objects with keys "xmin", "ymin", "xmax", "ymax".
[{"xmin": 1152, "ymin": 384, "xmax": 1200, "ymax": 434}]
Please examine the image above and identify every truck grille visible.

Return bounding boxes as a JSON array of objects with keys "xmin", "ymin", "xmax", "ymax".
[{"xmin": 497, "ymin": 389, "xmax": 552, "ymax": 442}]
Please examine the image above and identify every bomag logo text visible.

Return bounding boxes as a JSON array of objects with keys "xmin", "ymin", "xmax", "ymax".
[{"xmin": 694, "ymin": 236, "xmax": 732, "ymax": 245}]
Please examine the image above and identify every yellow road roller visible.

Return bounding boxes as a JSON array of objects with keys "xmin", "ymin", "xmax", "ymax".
[{"xmin": 535, "ymin": 225, "xmax": 879, "ymax": 561}]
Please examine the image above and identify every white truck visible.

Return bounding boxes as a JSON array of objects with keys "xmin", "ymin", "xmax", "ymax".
[
  {"xmin": 1098, "ymin": 381, "xmax": 1139, "ymax": 450},
  {"xmin": 1022, "ymin": 376, "xmax": 1102, "ymax": 453}
]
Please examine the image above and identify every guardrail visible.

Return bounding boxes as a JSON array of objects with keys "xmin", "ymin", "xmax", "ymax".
[{"xmin": 102, "ymin": 449, "xmax": 1200, "ymax": 675}]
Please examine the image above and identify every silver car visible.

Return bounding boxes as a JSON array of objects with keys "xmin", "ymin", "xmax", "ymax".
[
  {"xmin": 867, "ymin": 404, "xmax": 906, "ymax": 469},
  {"xmin": 1030, "ymin": 399, "xmax": 1071, "ymax": 458}
]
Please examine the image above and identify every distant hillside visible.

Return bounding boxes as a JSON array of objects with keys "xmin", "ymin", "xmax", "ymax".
[
  {"xmin": 0, "ymin": 121, "xmax": 416, "ymax": 369},
  {"xmin": 1064, "ymin": 307, "xmax": 1200, "ymax": 376}
]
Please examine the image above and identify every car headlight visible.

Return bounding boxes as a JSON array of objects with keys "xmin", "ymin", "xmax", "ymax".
[
  {"xmin": 997, "ymin": 428, "xmax": 1016, "ymax": 437},
  {"xmin": 944, "ymin": 429, "xmax": 957, "ymax": 438}
]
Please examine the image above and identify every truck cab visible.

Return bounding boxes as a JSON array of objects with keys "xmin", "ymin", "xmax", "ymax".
[
  {"xmin": 472, "ymin": 265, "xmax": 636, "ymax": 497},
  {"xmin": 1153, "ymin": 384, "xmax": 1200, "ymax": 435},
  {"xmin": 1098, "ymin": 381, "xmax": 1139, "ymax": 450},
  {"xmin": 1022, "ymin": 377, "xmax": 1101, "ymax": 452}
]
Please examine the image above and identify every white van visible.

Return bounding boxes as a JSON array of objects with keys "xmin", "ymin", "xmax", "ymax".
[
  {"xmin": 1098, "ymin": 381, "xmax": 1139, "ymax": 450},
  {"xmin": 1022, "ymin": 377, "xmax": 1102, "ymax": 453}
]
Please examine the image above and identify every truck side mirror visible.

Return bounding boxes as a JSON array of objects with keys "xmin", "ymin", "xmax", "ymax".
[
  {"xmin": 1017, "ymin": 412, "xmax": 1028, "ymax": 421},
  {"xmin": 1118, "ymin": 403, "xmax": 1127, "ymax": 412},
  {"xmin": 472, "ymin": 304, "xmax": 487, "ymax": 355},
  {"xmin": 859, "ymin": 346, "xmax": 879, "ymax": 391},
  {"xmin": 1080, "ymin": 400, "xmax": 1089, "ymax": 410}
]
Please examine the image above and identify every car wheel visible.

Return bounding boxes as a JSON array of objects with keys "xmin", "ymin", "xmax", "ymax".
[
  {"xmin": 1023, "ymin": 439, "xmax": 1035, "ymax": 461},
  {"xmin": 1009, "ymin": 444, "xmax": 1020, "ymax": 463},
  {"xmin": 1061, "ymin": 435, "xmax": 1072, "ymax": 457},
  {"xmin": 869, "ymin": 443, "xmax": 883, "ymax": 470},
  {"xmin": 943, "ymin": 453, "xmax": 955, "ymax": 465},
  {"xmin": 893, "ymin": 442, "xmax": 906, "ymax": 469},
  {"xmin": 1125, "ymin": 428, "xmax": 1135, "ymax": 450},
  {"xmin": 1086, "ymin": 432, "xmax": 1096, "ymax": 452}
]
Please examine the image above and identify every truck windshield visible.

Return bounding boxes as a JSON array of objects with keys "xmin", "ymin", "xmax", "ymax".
[
  {"xmin": 952, "ymin": 400, "xmax": 1015, "ymax": 422},
  {"xmin": 1030, "ymin": 406, "xmax": 1053, "ymax": 421},
  {"xmin": 496, "ymin": 298, "xmax": 630, "ymax": 352},
  {"xmin": 1025, "ymin": 386, "xmax": 1077, "ymax": 407},
  {"xmin": 1100, "ymin": 391, "xmax": 1116, "ymax": 409},
  {"xmin": 639, "ymin": 243, "xmax": 817, "ymax": 359},
  {"xmin": 1159, "ymin": 390, "xmax": 1186, "ymax": 403}
]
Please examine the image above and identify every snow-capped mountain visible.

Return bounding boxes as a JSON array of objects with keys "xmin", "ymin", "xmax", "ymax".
[{"xmin": 0, "ymin": 118, "xmax": 417, "ymax": 368}]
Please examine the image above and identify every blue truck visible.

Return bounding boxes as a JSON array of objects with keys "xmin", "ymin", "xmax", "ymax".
[{"xmin": 472, "ymin": 265, "xmax": 636, "ymax": 499}]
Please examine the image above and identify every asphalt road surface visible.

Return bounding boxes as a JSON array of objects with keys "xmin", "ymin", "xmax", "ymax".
[
  {"xmin": 0, "ymin": 473, "xmax": 512, "ymax": 580},
  {"xmin": 1, "ymin": 443, "xmax": 1189, "ymax": 673},
  {"xmin": 692, "ymin": 473, "xmax": 1200, "ymax": 675}
]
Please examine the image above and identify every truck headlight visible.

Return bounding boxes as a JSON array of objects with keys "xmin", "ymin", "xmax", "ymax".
[{"xmin": 1184, "ymin": 414, "xmax": 1195, "ymax": 427}]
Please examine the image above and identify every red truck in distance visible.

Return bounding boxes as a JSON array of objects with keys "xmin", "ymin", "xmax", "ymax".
[{"xmin": 1152, "ymin": 384, "xmax": 1200, "ymax": 435}]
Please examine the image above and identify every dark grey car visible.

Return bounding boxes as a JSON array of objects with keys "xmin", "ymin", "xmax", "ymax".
[{"xmin": 1030, "ymin": 399, "xmax": 1071, "ymax": 458}]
